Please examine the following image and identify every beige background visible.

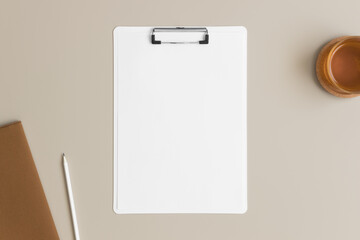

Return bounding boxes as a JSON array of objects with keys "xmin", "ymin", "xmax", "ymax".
[{"xmin": 1, "ymin": 0, "xmax": 360, "ymax": 239}]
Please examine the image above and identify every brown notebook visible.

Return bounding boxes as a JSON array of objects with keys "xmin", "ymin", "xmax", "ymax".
[{"xmin": 0, "ymin": 121, "xmax": 59, "ymax": 240}]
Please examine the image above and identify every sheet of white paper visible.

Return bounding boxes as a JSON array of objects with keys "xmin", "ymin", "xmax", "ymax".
[{"xmin": 114, "ymin": 26, "xmax": 247, "ymax": 214}]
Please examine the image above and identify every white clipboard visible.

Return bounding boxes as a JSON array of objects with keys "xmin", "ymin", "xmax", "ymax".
[{"xmin": 114, "ymin": 26, "xmax": 247, "ymax": 214}]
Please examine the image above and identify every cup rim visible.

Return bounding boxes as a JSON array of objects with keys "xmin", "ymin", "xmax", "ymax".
[{"xmin": 326, "ymin": 36, "xmax": 360, "ymax": 93}]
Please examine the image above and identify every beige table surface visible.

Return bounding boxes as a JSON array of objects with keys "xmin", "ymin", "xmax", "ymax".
[{"xmin": 1, "ymin": 0, "xmax": 360, "ymax": 239}]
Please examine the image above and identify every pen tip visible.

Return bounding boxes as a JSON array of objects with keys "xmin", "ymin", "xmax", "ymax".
[{"xmin": 62, "ymin": 154, "xmax": 67, "ymax": 165}]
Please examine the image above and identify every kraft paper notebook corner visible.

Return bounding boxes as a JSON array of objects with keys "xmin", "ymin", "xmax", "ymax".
[{"xmin": 0, "ymin": 121, "xmax": 59, "ymax": 240}]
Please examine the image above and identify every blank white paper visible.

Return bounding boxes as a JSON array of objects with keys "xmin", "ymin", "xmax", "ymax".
[{"xmin": 114, "ymin": 26, "xmax": 247, "ymax": 214}]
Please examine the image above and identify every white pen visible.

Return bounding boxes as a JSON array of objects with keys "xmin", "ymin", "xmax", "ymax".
[{"xmin": 63, "ymin": 154, "xmax": 80, "ymax": 240}]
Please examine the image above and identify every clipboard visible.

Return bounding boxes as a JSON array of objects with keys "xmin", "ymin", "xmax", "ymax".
[{"xmin": 114, "ymin": 26, "xmax": 247, "ymax": 214}]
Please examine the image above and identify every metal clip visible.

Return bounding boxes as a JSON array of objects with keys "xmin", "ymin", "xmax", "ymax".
[{"xmin": 151, "ymin": 27, "xmax": 209, "ymax": 45}]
